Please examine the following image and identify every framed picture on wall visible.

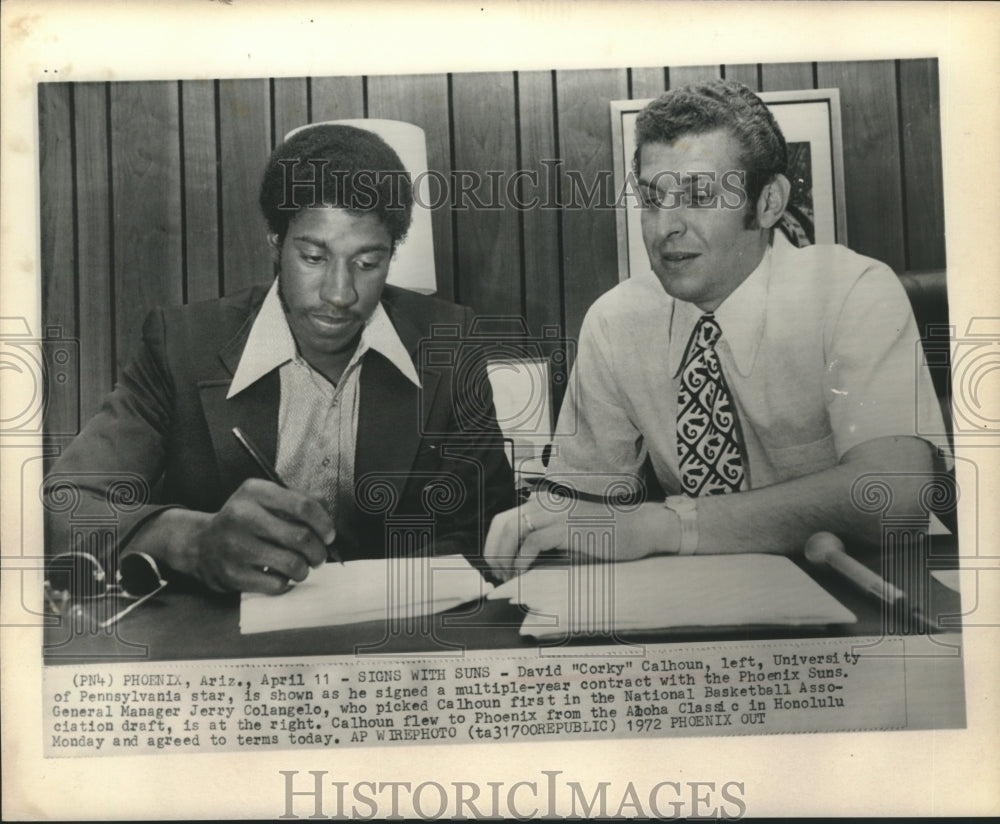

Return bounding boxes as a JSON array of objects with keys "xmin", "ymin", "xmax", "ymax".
[{"xmin": 610, "ymin": 88, "xmax": 848, "ymax": 281}]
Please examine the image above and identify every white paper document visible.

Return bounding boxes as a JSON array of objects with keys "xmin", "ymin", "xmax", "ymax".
[
  {"xmin": 488, "ymin": 554, "xmax": 857, "ymax": 638},
  {"xmin": 240, "ymin": 554, "xmax": 492, "ymax": 634}
]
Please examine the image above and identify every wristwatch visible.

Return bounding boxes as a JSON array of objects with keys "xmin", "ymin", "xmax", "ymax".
[{"xmin": 663, "ymin": 495, "xmax": 698, "ymax": 555}]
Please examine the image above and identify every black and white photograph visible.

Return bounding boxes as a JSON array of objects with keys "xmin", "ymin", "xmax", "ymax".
[{"xmin": 2, "ymin": 1, "xmax": 998, "ymax": 820}]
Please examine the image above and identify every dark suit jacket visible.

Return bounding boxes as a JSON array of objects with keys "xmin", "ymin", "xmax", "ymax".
[{"xmin": 45, "ymin": 285, "xmax": 514, "ymax": 573}]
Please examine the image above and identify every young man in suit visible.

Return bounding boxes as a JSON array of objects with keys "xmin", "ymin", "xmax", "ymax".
[{"xmin": 46, "ymin": 124, "xmax": 513, "ymax": 594}]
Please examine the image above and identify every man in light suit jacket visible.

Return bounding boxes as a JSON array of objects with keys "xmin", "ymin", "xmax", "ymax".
[{"xmin": 46, "ymin": 124, "xmax": 513, "ymax": 594}]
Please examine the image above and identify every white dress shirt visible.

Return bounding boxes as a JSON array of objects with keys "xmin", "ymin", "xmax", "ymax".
[
  {"xmin": 226, "ymin": 279, "xmax": 421, "ymax": 527},
  {"xmin": 548, "ymin": 234, "xmax": 949, "ymax": 497}
]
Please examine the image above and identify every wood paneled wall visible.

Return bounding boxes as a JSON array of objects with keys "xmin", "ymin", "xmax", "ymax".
[{"xmin": 39, "ymin": 59, "xmax": 944, "ymax": 431}]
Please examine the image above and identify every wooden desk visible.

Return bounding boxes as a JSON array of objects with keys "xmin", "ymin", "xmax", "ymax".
[{"xmin": 43, "ymin": 537, "xmax": 961, "ymax": 664}]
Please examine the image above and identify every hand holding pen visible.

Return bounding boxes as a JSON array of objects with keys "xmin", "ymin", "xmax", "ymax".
[
  {"xmin": 163, "ymin": 427, "xmax": 344, "ymax": 594},
  {"xmin": 233, "ymin": 427, "xmax": 345, "ymax": 567}
]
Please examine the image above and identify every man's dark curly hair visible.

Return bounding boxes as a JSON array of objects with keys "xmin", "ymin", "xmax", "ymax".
[
  {"xmin": 634, "ymin": 79, "xmax": 787, "ymax": 219},
  {"xmin": 259, "ymin": 123, "xmax": 413, "ymax": 246}
]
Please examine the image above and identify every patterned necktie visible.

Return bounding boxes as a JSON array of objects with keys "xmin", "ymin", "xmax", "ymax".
[{"xmin": 677, "ymin": 313, "xmax": 745, "ymax": 496}]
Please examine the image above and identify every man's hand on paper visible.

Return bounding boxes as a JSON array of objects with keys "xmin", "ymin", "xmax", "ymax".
[
  {"xmin": 132, "ymin": 479, "xmax": 336, "ymax": 594},
  {"xmin": 483, "ymin": 493, "xmax": 680, "ymax": 582}
]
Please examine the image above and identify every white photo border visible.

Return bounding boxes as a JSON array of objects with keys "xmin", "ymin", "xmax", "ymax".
[{"xmin": 3, "ymin": 1, "xmax": 999, "ymax": 820}]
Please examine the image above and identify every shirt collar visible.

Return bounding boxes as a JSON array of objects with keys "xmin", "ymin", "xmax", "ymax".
[
  {"xmin": 668, "ymin": 239, "xmax": 775, "ymax": 379},
  {"xmin": 362, "ymin": 298, "xmax": 422, "ymax": 388},
  {"xmin": 227, "ymin": 279, "xmax": 421, "ymax": 399}
]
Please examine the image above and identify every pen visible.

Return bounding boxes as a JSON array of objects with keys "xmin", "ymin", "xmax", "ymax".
[
  {"xmin": 232, "ymin": 426, "xmax": 344, "ymax": 566},
  {"xmin": 804, "ymin": 532, "xmax": 904, "ymax": 602},
  {"xmin": 804, "ymin": 531, "xmax": 935, "ymax": 633}
]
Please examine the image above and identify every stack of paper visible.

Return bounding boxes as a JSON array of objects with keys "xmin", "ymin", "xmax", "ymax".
[
  {"xmin": 488, "ymin": 554, "xmax": 856, "ymax": 638},
  {"xmin": 241, "ymin": 555, "xmax": 492, "ymax": 634}
]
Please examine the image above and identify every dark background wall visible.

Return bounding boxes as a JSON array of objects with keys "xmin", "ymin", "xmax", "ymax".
[{"xmin": 38, "ymin": 59, "xmax": 944, "ymax": 438}]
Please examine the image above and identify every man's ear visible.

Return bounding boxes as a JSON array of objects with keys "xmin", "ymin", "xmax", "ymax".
[
  {"xmin": 267, "ymin": 233, "xmax": 282, "ymax": 262},
  {"xmin": 756, "ymin": 173, "xmax": 791, "ymax": 230}
]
